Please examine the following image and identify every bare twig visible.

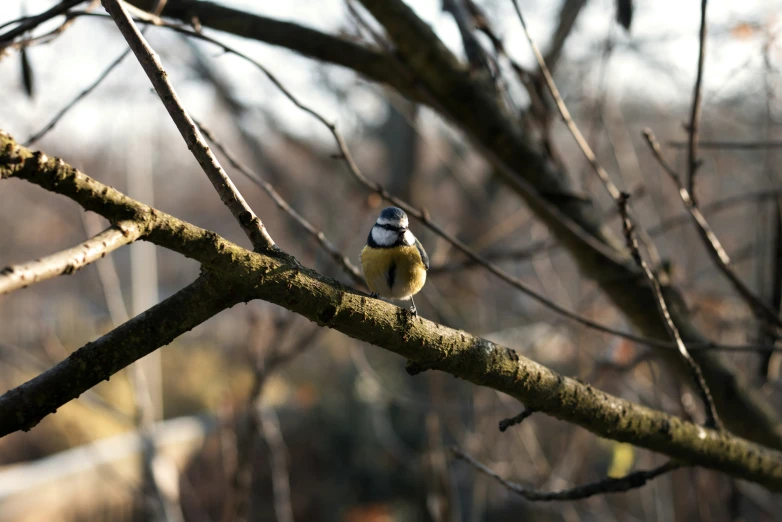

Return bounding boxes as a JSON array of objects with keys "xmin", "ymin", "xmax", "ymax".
[
  {"xmin": 26, "ymin": 0, "xmax": 178, "ymax": 140},
  {"xmin": 195, "ymin": 121, "xmax": 365, "ymax": 287},
  {"xmin": 510, "ymin": 0, "xmax": 620, "ymax": 201},
  {"xmin": 644, "ymin": 129, "xmax": 782, "ymax": 331},
  {"xmin": 258, "ymin": 407, "xmax": 295, "ymax": 522},
  {"xmin": 453, "ymin": 447, "xmax": 679, "ymax": 501},
  {"xmin": 617, "ymin": 193, "xmax": 722, "ymax": 430},
  {"xmin": 429, "ymin": 239, "xmax": 553, "ymax": 274},
  {"xmin": 667, "ymin": 140, "xmax": 782, "ymax": 150},
  {"xmin": 0, "ymin": 220, "xmax": 142, "ymax": 295},
  {"xmin": 542, "ymin": 0, "xmax": 587, "ymax": 73},
  {"xmin": 26, "ymin": 44, "xmax": 132, "ymax": 145},
  {"xmin": 441, "ymin": 0, "xmax": 491, "ymax": 75},
  {"xmin": 687, "ymin": 0, "xmax": 708, "ymax": 203},
  {"xmin": 509, "ymin": 0, "xmax": 662, "ymax": 268},
  {"xmin": 224, "ymin": 320, "xmax": 318, "ymax": 522},
  {"xmin": 101, "ymin": 0, "xmax": 275, "ymax": 251},
  {"xmin": 432, "ymin": 187, "xmax": 782, "ymax": 276},
  {"xmin": 498, "ymin": 408, "xmax": 534, "ymax": 432},
  {"xmin": 648, "ymin": 188, "xmax": 782, "ymax": 237},
  {"xmin": 0, "ymin": 0, "xmax": 84, "ymax": 49},
  {"xmin": 0, "ymin": 15, "xmax": 30, "ymax": 33}
]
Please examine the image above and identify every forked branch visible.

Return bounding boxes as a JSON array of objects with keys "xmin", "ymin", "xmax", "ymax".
[{"xmin": 101, "ymin": 0, "xmax": 275, "ymax": 251}]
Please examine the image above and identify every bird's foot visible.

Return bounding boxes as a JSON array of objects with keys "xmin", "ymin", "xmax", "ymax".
[
  {"xmin": 408, "ymin": 303, "xmax": 418, "ymax": 318},
  {"xmin": 370, "ymin": 292, "xmax": 379, "ymax": 299}
]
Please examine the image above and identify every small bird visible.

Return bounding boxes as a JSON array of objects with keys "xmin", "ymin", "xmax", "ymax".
[{"xmin": 360, "ymin": 207, "xmax": 429, "ymax": 316}]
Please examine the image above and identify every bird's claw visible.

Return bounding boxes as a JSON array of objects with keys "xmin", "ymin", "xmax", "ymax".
[
  {"xmin": 408, "ymin": 304, "xmax": 418, "ymax": 318},
  {"xmin": 370, "ymin": 292, "xmax": 379, "ymax": 299}
]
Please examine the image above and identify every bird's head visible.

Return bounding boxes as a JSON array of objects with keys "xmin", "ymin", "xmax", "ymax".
[
  {"xmin": 369, "ymin": 207, "xmax": 414, "ymax": 247},
  {"xmin": 375, "ymin": 206, "xmax": 409, "ymax": 231}
]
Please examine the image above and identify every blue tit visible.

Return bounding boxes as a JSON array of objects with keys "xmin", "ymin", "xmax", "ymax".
[{"xmin": 360, "ymin": 206, "xmax": 429, "ymax": 316}]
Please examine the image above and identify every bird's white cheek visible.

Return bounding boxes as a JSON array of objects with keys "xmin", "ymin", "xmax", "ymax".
[
  {"xmin": 402, "ymin": 230, "xmax": 416, "ymax": 246},
  {"xmin": 372, "ymin": 227, "xmax": 396, "ymax": 246}
]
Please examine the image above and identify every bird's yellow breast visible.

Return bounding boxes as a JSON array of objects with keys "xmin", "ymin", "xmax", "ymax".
[{"xmin": 360, "ymin": 244, "xmax": 427, "ymax": 299}]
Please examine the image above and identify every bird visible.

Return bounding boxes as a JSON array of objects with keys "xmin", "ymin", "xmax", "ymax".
[{"xmin": 360, "ymin": 206, "xmax": 429, "ymax": 317}]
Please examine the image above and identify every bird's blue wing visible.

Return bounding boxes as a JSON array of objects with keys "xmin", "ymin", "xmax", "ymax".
[{"xmin": 415, "ymin": 238, "xmax": 430, "ymax": 270}]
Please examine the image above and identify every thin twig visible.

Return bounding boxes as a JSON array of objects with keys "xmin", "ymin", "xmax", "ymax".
[
  {"xmin": 543, "ymin": 0, "xmax": 587, "ymax": 72},
  {"xmin": 0, "ymin": 0, "xmax": 84, "ymax": 49},
  {"xmin": 667, "ymin": 140, "xmax": 782, "ymax": 150},
  {"xmin": 441, "ymin": 0, "xmax": 491, "ymax": 75},
  {"xmin": 195, "ymin": 120, "xmax": 365, "ymax": 287},
  {"xmin": 258, "ymin": 407, "xmax": 295, "ymax": 522},
  {"xmin": 509, "ymin": 0, "xmax": 661, "ymax": 268},
  {"xmin": 498, "ymin": 408, "xmax": 533, "ymax": 432},
  {"xmin": 453, "ymin": 447, "xmax": 679, "ymax": 501},
  {"xmin": 101, "ymin": 0, "xmax": 275, "ymax": 252},
  {"xmin": 511, "ymin": 0, "xmax": 619, "ymax": 201},
  {"xmin": 429, "ymin": 239, "xmax": 553, "ymax": 274},
  {"xmin": 223, "ymin": 320, "xmax": 319, "ymax": 522},
  {"xmin": 644, "ymin": 129, "xmax": 782, "ymax": 331},
  {"xmin": 648, "ymin": 188, "xmax": 782, "ymax": 237},
  {"xmin": 617, "ymin": 192, "xmax": 722, "ymax": 430},
  {"xmin": 687, "ymin": 0, "xmax": 708, "ymax": 204},
  {"xmin": 26, "ymin": 44, "xmax": 132, "ymax": 145},
  {"xmin": 25, "ymin": 0, "xmax": 175, "ymax": 140},
  {"xmin": 0, "ymin": 220, "xmax": 142, "ymax": 295},
  {"xmin": 433, "ymin": 187, "xmax": 782, "ymax": 274}
]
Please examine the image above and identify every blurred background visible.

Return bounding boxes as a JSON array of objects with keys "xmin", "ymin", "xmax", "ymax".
[{"xmin": 0, "ymin": 0, "xmax": 781, "ymax": 520}]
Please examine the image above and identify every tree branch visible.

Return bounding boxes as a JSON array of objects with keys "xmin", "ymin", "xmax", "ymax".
[
  {"xmin": 195, "ymin": 121, "xmax": 365, "ymax": 287},
  {"xmin": 0, "ymin": 221, "xmax": 142, "ymax": 295},
  {"xmin": 26, "ymin": 44, "xmax": 133, "ymax": 146},
  {"xmin": 643, "ymin": 129, "xmax": 782, "ymax": 331},
  {"xmin": 542, "ymin": 0, "xmax": 587, "ymax": 73},
  {"xmin": 356, "ymin": 0, "xmax": 782, "ymax": 452},
  {"xmin": 618, "ymin": 193, "xmax": 722, "ymax": 430},
  {"xmin": 498, "ymin": 408, "xmax": 534, "ymax": 432},
  {"xmin": 509, "ymin": 0, "xmax": 661, "ymax": 268},
  {"xmin": 687, "ymin": 0, "xmax": 708, "ymax": 203},
  {"xmin": 102, "ymin": 0, "xmax": 275, "ymax": 252},
  {"xmin": 122, "ymin": 0, "xmax": 423, "ymax": 103},
  {"xmin": 668, "ymin": 139, "xmax": 782, "ymax": 150},
  {"xmin": 0, "ymin": 0, "xmax": 84, "ymax": 49},
  {"xmin": 453, "ymin": 447, "xmax": 679, "ymax": 501},
  {"xmin": 2, "ymin": 131, "xmax": 782, "ymax": 492}
]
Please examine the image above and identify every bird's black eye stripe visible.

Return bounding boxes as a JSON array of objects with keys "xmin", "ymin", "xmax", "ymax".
[{"xmin": 376, "ymin": 223, "xmax": 405, "ymax": 231}]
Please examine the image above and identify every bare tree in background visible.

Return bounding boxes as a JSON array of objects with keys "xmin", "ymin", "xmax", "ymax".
[{"xmin": 0, "ymin": 0, "xmax": 781, "ymax": 521}]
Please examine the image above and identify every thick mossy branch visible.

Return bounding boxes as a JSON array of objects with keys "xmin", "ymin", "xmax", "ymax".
[
  {"xmin": 356, "ymin": 0, "xmax": 782, "ymax": 451},
  {"xmin": 1, "ymin": 131, "xmax": 782, "ymax": 491}
]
